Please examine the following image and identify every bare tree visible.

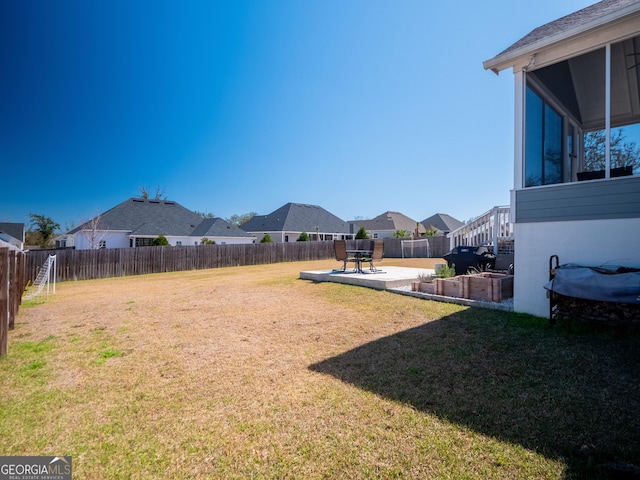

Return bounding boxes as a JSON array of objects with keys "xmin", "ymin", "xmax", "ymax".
[
  {"xmin": 154, "ymin": 186, "xmax": 166, "ymax": 200},
  {"xmin": 584, "ymin": 128, "xmax": 640, "ymax": 171},
  {"xmin": 195, "ymin": 211, "xmax": 215, "ymax": 218},
  {"xmin": 80, "ymin": 214, "xmax": 107, "ymax": 249},
  {"xmin": 140, "ymin": 186, "xmax": 167, "ymax": 200},
  {"xmin": 226, "ymin": 212, "xmax": 257, "ymax": 226}
]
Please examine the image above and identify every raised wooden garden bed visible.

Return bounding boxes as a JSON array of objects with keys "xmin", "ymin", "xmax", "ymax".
[
  {"xmin": 435, "ymin": 273, "xmax": 513, "ymax": 302},
  {"xmin": 411, "ymin": 280, "xmax": 436, "ymax": 294},
  {"xmin": 435, "ymin": 276, "xmax": 464, "ymax": 298},
  {"xmin": 419, "ymin": 282, "xmax": 435, "ymax": 294},
  {"xmin": 464, "ymin": 272, "xmax": 514, "ymax": 302}
]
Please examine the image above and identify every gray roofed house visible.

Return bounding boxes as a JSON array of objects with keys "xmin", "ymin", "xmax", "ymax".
[
  {"xmin": 349, "ymin": 211, "xmax": 425, "ymax": 239},
  {"xmin": 190, "ymin": 217, "xmax": 254, "ymax": 242},
  {"xmin": 60, "ymin": 198, "xmax": 255, "ymax": 249},
  {"xmin": 483, "ymin": 0, "xmax": 640, "ymax": 318},
  {"xmin": 241, "ymin": 202, "xmax": 350, "ymax": 242},
  {"xmin": 0, "ymin": 222, "xmax": 25, "ymax": 249},
  {"xmin": 420, "ymin": 213, "xmax": 464, "ymax": 235}
]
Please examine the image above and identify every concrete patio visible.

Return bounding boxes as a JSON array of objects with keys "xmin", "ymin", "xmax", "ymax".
[{"xmin": 299, "ymin": 266, "xmax": 434, "ymax": 290}]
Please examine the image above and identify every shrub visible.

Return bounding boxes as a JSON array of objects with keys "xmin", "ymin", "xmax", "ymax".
[
  {"xmin": 152, "ymin": 234, "xmax": 170, "ymax": 246},
  {"xmin": 393, "ymin": 230, "xmax": 411, "ymax": 238},
  {"xmin": 297, "ymin": 231, "xmax": 310, "ymax": 242},
  {"xmin": 355, "ymin": 227, "xmax": 369, "ymax": 239},
  {"xmin": 418, "ymin": 272, "xmax": 435, "ymax": 283},
  {"xmin": 260, "ymin": 234, "xmax": 273, "ymax": 243},
  {"xmin": 436, "ymin": 263, "xmax": 456, "ymax": 278}
]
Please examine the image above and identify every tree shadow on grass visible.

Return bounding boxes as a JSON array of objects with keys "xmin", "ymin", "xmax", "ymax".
[{"xmin": 309, "ymin": 309, "xmax": 640, "ymax": 479}]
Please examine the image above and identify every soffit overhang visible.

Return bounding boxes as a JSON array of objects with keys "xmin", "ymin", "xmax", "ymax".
[{"xmin": 484, "ymin": 5, "xmax": 640, "ymax": 74}]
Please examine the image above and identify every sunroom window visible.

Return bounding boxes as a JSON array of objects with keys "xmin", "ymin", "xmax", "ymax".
[
  {"xmin": 525, "ymin": 86, "xmax": 563, "ymax": 186},
  {"xmin": 524, "ymin": 34, "xmax": 640, "ymax": 185}
]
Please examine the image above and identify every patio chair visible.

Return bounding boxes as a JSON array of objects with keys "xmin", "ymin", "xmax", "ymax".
[
  {"xmin": 333, "ymin": 240, "xmax": 355, "ymax": 272},
  {"xmin": 362, "ymin": 240, "xmax": 384, "ymax": 272}
]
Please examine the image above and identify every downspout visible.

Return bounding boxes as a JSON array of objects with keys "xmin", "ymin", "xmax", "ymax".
[{"xmin": 605, "ymin": 43, "xmax": 611, "ymax": 178}]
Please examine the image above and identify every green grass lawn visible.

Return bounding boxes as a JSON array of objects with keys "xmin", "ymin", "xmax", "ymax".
[{"xmin": 1, "ymin": 260, "xmax": 639, "ymax": 479}]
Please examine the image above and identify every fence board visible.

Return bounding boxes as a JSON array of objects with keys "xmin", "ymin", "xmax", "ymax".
[
  {"xmin": 26, "ymin": 242, "xmax": 333, "ymax": 283},
  {"xmin": 0, "ymin": 243, "xmax": 28, "ymax": 356},
  {"xmin": 0, "ymin": 248, "xmax": 8, "ymax": 356},
  {"xmin": 8, "ymin": 250, "xmax": 16, "ymax": 329}
]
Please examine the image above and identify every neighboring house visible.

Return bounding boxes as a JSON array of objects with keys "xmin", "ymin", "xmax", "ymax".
[
  {"xmin": 420, "ymin": 213, "xmax": 464, "ymax": 235},
  {"xmin": 0, "ymin": 223, "xmax": 25, "ymax": 250},
  {"xmin": 484, "ymin": 0, "xmax": 640, "ymax": 317},
  {"xmin": 241, "ymin": 202, "xmax": 350, "ymax": 242},
  {"xmin": 59, "ymin": 198, "xmax": 255, "ymax": 249},
  {"xmin": 349, "ymin": 212, "xmax": 425, "ymax": 239},
  {"xmin": 189, "ymin": 217, "xmax": 255, "ymax": 245}
]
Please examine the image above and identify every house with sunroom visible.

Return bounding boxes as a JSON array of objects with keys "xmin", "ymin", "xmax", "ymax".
[
  {"xmin": 58, "ymin": 198, "xmax": 255, "ymax": 249},
  {"xmin": 484, "ymin": 0, "xmax": 640, "ymax": 317}
]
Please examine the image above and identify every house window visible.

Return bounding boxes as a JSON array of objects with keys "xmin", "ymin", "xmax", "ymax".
[
  {"xmin": 525, "ymin": 86, "xmax": 563, "ymax": 187},
  {"xmin": 99, "ymin": 240, "xmax": 106, "ymax": 249},
  {"xmin": 135, "ymin": 238, "xmax": 154, "ymax": 247},
  {"xmin": 176, "ymin": 241, "xmax": 182, "ymax": 246}
]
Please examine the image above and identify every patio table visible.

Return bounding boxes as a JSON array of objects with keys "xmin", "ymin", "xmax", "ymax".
[{"xmin": 346, "ymin": 249, "xmax": 373, "ymax": 273}]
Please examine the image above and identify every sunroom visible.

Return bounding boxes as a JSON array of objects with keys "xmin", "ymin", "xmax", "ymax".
[
  {"xmin": 523, "ymin": 34, "xmax": 640, "ymax": 186},
  {"xmin": 484, "ymin": 1, "xmax": 640, "ymax": 194}
]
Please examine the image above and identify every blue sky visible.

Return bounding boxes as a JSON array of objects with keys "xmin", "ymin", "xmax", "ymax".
[{"xmin": 1, "ymin": 0, "xmax": 596, "ymax": 231}]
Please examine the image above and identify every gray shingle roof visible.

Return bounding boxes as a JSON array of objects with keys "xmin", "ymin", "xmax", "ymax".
[
  {"xmin": 0, "ymin": 223, "xmax": 25, "ymax": 242},
  {"xmin": 354, "ymin": 211, "xmax": 424, "ymax": 233},
  {"xmin": 190, "ymin": 218, "xmax": 253, "ymax": 238},
  {"xmin": 508, "ymin": 0, "xmax": 635, "ymax": 54},
  {"xmin": 485, "ymin": 0, "xmax": 640, "ymax": 71},
  {"xmin": 241, "ymin": 203, "xmax": 348, "ymax": 233},
  {"xmin": 69, "ymin": 198, "xmax": 203, "ymax": 236},
  {"xmin": 420, "ymin": 213, "xmax": 464, "ymax": 233}
]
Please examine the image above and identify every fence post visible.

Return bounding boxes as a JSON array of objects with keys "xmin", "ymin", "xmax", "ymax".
[
  {"xmin": 8, "ymin": 250, "xmax": 16, "ymax": 330},
  {"xmin": 0, "ymin": 248, "xmax": 9, "ymax": 356}
]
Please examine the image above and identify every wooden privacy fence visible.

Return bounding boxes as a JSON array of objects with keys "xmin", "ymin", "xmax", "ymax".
[
  {"xmin": 25, "ymin": 237, "xmax": 448, "ymax": 284},
  {"xmin": 383, "ymin": 236, "xmax": 448, "ymax": 258},
  {"xmin": 1, "ymin": 242, "xmax": 27, "ymax": 356},
  {"xmin": 26, "ymin": 241, "xmax": 336, "ymax": 282}
]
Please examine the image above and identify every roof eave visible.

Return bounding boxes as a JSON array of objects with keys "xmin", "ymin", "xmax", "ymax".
[{"xmin": 483, "ymin": 3, "xmax": 640, "ymax": 74}]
